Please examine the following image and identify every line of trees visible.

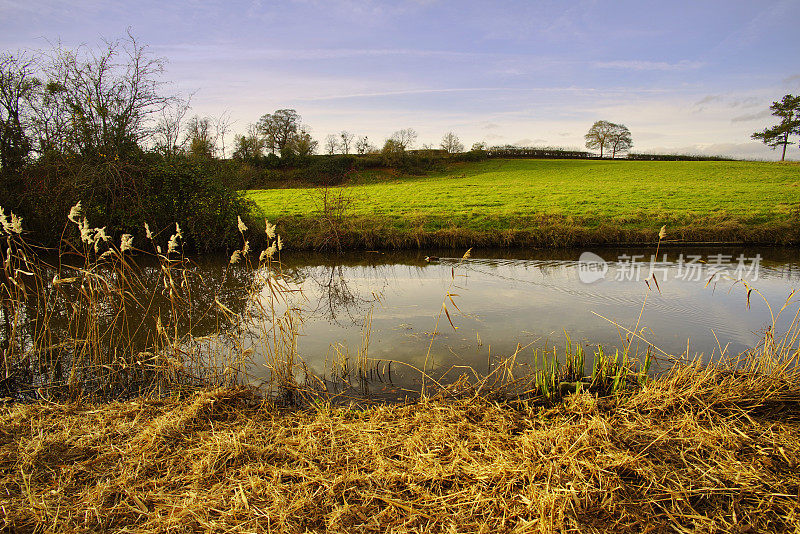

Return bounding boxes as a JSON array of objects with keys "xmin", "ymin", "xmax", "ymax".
[{"xmin": 233, "ymin": 112, "xmax": 474, "ymax": 161}]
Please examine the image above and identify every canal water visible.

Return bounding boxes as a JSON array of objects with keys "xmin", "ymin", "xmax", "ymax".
[{"xmin": 259, "ymin": 246, "xmax": 800, "ymax": 384}]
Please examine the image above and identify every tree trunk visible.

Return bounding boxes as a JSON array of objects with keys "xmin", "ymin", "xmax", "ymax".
[{"xmin": 781, "ymin": 133, "xmax": 788, "ymax": 161}]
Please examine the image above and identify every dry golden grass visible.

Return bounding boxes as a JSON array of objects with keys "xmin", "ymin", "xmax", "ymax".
[{"xmin": 2, "ymin": 354, "xmax": 798, "ymax": 533}]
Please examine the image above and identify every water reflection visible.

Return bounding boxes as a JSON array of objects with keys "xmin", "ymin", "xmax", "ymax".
[
  {"xmin": 6, "ymin": 246, "xmax": 797, "ymax": 397},
  {"xmin": 1, "ymin": 253, "xmax": 259, "ymax": 399},
  {"xmin": 266, "ymin": 247, "xmax": 800, "ymax": 383}
]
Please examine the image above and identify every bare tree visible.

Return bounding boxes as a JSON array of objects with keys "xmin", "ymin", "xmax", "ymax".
[
  {"xmin": 355, "ymin": 136, "xmax": 373, "ymax": 154},
  {"xmin": 232, "ymin": 126, "xmax": 265, "ymax": 160},
  {"xmin": 390, "ymin": 128, "xmax": 417, "ymax": 150},
  {"xmin": 584, "ymin": 120, "xmax": 616, "ymax": 158},
  {"xmin": 325, "ymin": 134, "xmax": 339, "ymax": 155},
  {"xmin": 153, "ymin": 97, "xmax": 191, "ymax": 155},
  {"xmin": 0, "ymin": 52, "xmax": 39, "ymax": 173},
  {"xmin": 42, "ymin": 30, "xmax": 176, "ymax": 157},
  {"xmin": 608, "ymin": 124, "xmax": 632, "ymax": 158},
  {"xmin": 185, "ymin": 115, "xmax": 216, "ymax": 158},
  {"xmin": 213, "ymin": 110, "xmax": 234, "ymax": 158},
  {"xmin": 440, "ymin": 131, "xmax": 464, "ymax": 154},
  {"xmin": 339, "ymin": 130, "xmax": 354, "ymax": 154}
]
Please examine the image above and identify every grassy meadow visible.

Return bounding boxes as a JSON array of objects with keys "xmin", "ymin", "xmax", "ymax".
[{"xmin": 247, "ymin": 159, "xmax": 800, "ymax": 249}]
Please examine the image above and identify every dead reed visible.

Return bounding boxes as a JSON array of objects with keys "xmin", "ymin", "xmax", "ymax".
[
  {"xmin": 1, "ymin": 332, "xmax": 798, "ymax": 533},
  {"xmin": 0, "ymin": 203, "xmax": 296, "ymax": 401}
]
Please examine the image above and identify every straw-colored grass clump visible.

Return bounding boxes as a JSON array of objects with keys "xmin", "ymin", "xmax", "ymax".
[{"xmin": 2, "ymin": 357, "xmax": 799, "ymax": 533}]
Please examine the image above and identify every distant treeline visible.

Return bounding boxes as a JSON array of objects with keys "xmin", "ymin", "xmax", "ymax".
[
  {"xmin": 485, "ymin": 146, "xmax": 591, "ymax": 159},
  {"xmin": 483, "ymin": 145, "xmax": 734, "ymax": 161},
  {"xmin": 626, "ymin": 153, "xmax": 733, "ymax": 161}
]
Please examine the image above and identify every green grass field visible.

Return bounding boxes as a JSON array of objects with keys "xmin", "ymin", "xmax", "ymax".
[{"xmin": 246, "ymin": 159, "xmax": 800, "ymax": 248}]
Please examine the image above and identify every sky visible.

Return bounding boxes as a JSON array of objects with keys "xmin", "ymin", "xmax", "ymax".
[{"xmin": 2, "ymin": 0, "xmax": 800, "ymax": 159}]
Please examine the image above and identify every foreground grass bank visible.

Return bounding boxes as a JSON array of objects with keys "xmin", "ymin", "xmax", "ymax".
[
  {"xmin": 248, "ymin": 159, "xmax": 800, "ymax": 249},
  {"xmin": 2, "ymin": 357, "xmax": 799, "ymax": 533}
]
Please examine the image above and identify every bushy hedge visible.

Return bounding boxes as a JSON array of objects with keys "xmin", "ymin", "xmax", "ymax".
[
  {"xmin": 486, "ymin": 146, "xmax": 592, "ymax": 159},
  {"xmin": 626, "ymin": 153, "xmax": 733, "ymax": 161},
  {"xmin": 2, "ymin": 152, "xmax": 253, "ymax": 251},
  {"xmin": 482, "ymin": 146, "xmax": 735, "ymax": 161}
]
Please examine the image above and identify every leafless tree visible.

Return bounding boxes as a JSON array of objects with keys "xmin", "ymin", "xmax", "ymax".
[
  {"xmin": 185, "ymin": 115, "xmax": 216, "ymax": 158},
  {"xmin": 440, "ymin": 131, "xmax": 464, "ymax": 154},
  {"xmin": 41, "ymin": 30, "xmax": 176, "ymax": 157},
  {"xmin": 153, "ymin": 97, "xmax": 191, "ymax": 155},
  {"xmin": 325, "ymin": 134, "xmax": 339, "ymax": 155},
  {"xmin": 355, "ymin": 135, "xmax": 372, "ymax": 154},
  {"xmin": 232, "ymin": 123, "xmax": 265, "ymax": 160},
  {"xmin": 584, "ymin": 120, "xmax": 616, "ymax": 158},
  {"xmin": 339, "ymin": 130, "xmax": 354, "ymax": 154},
  {"xmin": 0, "ymin": 52, "xmax": 39, "ymax": 172},
  {"xmin": 390, "ymin": 128, "xmax": 417, "ymax": 150},
  {"xmin": 213, "ymin": 110, "xmax": 234, "ymax": 158},
  {"xmin": 608, "ymin": 124, "xmax": 632, "ymax": 158}
]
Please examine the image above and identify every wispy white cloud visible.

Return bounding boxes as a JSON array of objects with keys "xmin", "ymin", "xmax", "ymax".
[
  {"xmin": 728, "ymin": 97, "xmax": 761, "ymax": 108},
  {"xmin": 783, "ymin": 74, "xmax": 800, "ymax": 86},
  {"xmin": 289, "ymin": 0, "xmax": 435, "ymax": 21},
  {"xmin": 693, "ymin": 94, "xmax": 770, "ymax": 114},
  {"xmin": 594, "ymin": 60, "xmax": 703, "ymax": 71},
  {"xmin": 295, "ymin": 85, "xmax": 673, "ymax": 102},
  {"xmin": 512, "ymin": 138, "xmax": 548, "ymax": 146},
  {"xmin": 731, "ymin": 109, "xmax": 772, "ymax": 122},
  {"xmin": 156, "ymin": 43, "xmax": 485, "ymax": 62},
  {"xmin": 694, "ymin": 95, "xmax": 723, "ymax": 106}
]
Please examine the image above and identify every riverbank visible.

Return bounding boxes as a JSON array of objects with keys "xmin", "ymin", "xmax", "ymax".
[
  {"xmin": 270, "ymin": 212, "xmax": 800, "ymax": 250},
  {"xmin": 2, "ymin": 352, "xmax": 799, "ymax": 533},
  {"xmin": 248, "ymin": 159, "xmax": 800, "ymax": 250}
]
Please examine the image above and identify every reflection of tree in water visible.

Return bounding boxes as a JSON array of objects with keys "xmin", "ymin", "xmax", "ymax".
[{"xmin": 286, "ymin": 264, "xmax": 386, "ymax": 328}]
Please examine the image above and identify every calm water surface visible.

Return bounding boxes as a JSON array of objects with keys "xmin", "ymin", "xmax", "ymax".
[{"xmin": 259, "ymin": 246, "xmax": 800, "ymax": 382}]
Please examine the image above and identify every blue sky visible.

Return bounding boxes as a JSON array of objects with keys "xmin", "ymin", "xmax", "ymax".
[{"xmin": 2, "ymin": 0, "xmax": 800, "ymax": 159}]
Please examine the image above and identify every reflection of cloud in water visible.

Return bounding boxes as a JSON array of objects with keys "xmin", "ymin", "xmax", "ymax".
[{"xmin": 248, "ymin": 248, "xmax": 800, "ymax": 381}]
